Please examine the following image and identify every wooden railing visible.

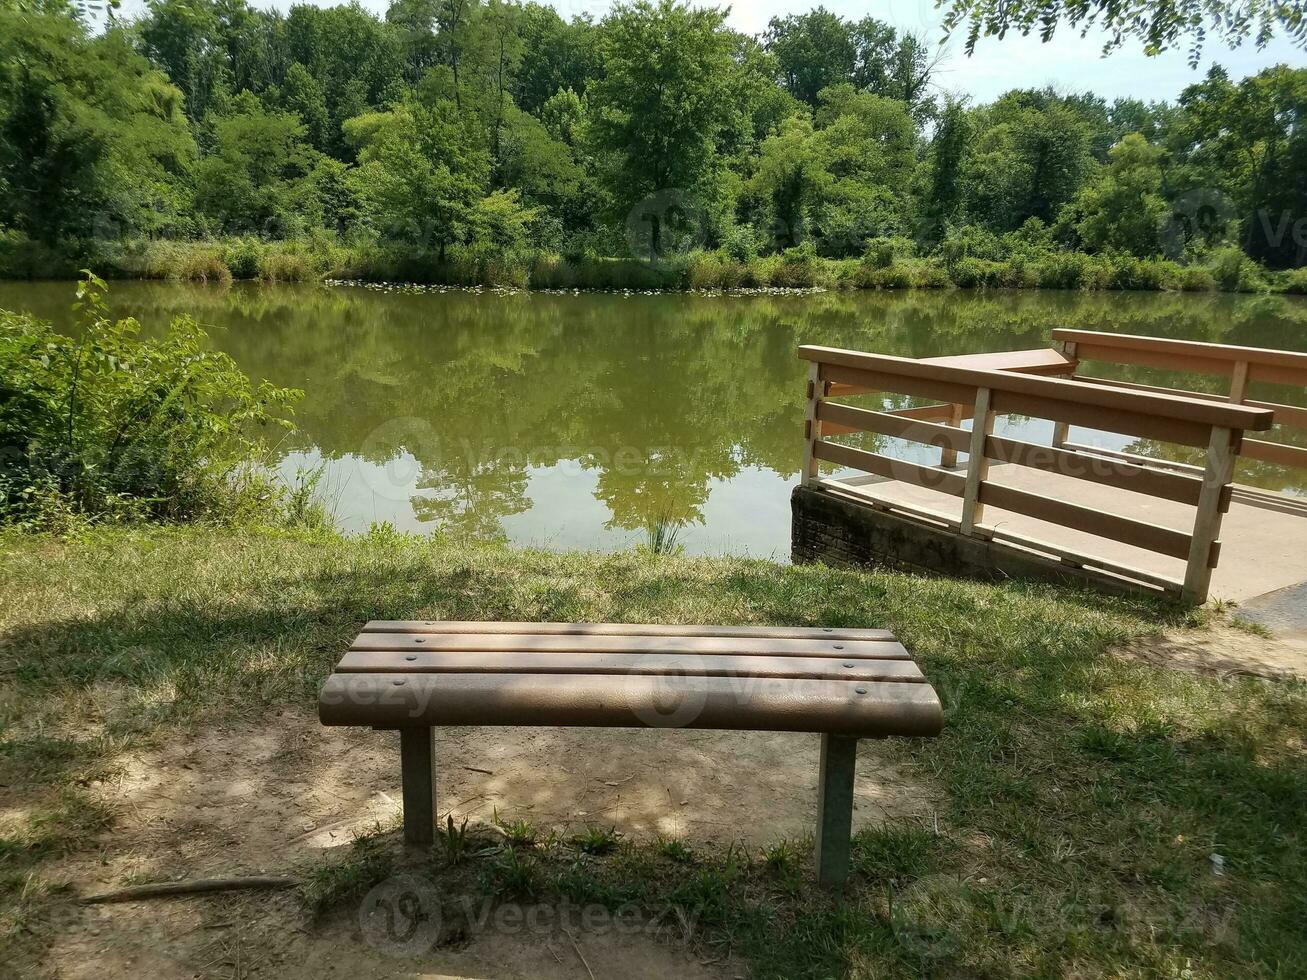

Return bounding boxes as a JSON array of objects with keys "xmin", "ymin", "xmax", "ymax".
[
  {"xmin": 1051, "ymin": 329, "xmax": 1307, "ymax": 477},
  {"xmin": 798, "ymin": 345, "xmax": 1276, "ymax": 603}
]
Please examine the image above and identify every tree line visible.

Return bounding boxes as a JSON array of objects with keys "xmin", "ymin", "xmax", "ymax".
[{"xmin": 1, "ymin": 0, "xmax": 1304, "ymax": 281}]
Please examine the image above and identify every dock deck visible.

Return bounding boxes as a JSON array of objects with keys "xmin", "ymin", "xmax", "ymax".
[{"xmin": 826, "ymin": 464, "xmax": 1307, "ymax": 604}]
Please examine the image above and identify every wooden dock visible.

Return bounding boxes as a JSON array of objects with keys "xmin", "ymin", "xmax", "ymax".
[{"xmin": 795, "ymin": 335, "xmax": 1307, "ymax": 605}]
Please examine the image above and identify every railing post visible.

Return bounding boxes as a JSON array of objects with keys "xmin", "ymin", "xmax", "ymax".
[
  {"xmin": 1228, "ymin": 360, "xmax": 1249, "ymax": 403},
  {"xmin": 1181, "ymin": 426, "xmax": 1238, "ymax": 605},
  {"xmin": 801, "ymin": 360, "xmax": 823, "ymax": 486},
  {"xmin": 960, "ymin": 387, "xmax": 994, "ymax": 535},
  {"xmin": 940, "ymin": 403, "xmax": 965, "ymax": 468},
  {"xmin": 1051, "ymin": 340, "xmax": 1077, "ymax": 449}
]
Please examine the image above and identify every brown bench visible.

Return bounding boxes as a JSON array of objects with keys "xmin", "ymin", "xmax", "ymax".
[{"xmin": 319, "ymin": 621, "xmax": 943, "ymax": 887}]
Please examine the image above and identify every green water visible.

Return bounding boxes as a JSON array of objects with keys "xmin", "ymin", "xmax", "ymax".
[{"xmin": 3, "ymin": 280, "xmax": 1305, "ymax": 556}]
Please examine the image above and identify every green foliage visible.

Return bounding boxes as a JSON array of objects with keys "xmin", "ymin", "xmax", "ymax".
[
  {"xmin": 940, "ymin": 0, "xmax": 1303, "ymax": 66},
  {"xmin": 0, "ymin": 275, "xmax": 300, "ymax": 526},
  {"xmin": 572, "ymin": 826, "xmax": 621, "ymax": 855},
  {"xmin": 586, "ymin": 0, "xmax": 739, "ymax": 256},
  {"xmin": 0, "ymin": 12, "xmax": 195, "ymax": 243},
  {"xmin": 0, "ymin": 2, "xmax": 1300, "ymax": 282},
  {"xmin": 1066, "ymin": 134, "xmax": 1168, "ymax": 257},
  {"xmin": 1204, "ymin": 245, "xmax": 1268, "ymax": 292}
]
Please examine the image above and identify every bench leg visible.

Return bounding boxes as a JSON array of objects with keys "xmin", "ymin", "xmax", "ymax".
[
  {"xmin": 814, "ymin": 733, "xmax": 858, "ymax": 889},
  {"xmin": 399, "ymin": 726, "xmax": 436, "ymax": 847}
]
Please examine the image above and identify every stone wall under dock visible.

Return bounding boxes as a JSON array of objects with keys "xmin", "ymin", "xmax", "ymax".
[{"xmin": 790, "ymin": 482, "xmax": 1162, "ymax": 599}]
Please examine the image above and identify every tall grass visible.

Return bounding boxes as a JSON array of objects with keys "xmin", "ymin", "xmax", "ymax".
[{"xmin": 0, "ymin": 234, "xmax": 1297, "ymax": 294}]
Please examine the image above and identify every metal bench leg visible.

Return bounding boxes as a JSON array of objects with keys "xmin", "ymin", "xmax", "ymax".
[
  {"xmin": 399, "ymin": 727, "xmax": 436, "ymax": 846},
  {"xmin": 814, "ymin": 733, "xmax": 858, "ymax": 889}
]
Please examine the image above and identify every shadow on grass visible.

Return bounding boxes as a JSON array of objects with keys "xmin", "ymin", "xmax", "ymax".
[{"xmin": 2, "ymin": 534, "xmax": 1305, "ymax": 975}]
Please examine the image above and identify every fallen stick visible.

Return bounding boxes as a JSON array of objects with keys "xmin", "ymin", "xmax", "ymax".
[{"xmin": 81, "ymin": 876, "xmax": 297, "ymax": 904}]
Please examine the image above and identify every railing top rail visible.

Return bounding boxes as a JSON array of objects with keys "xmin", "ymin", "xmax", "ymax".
[
  {"xmin": 1052, "ymin": 328, "xmax": 1307, "ymax": 374},
  {"xmin": 797, "ymin": 345, "xmax": 1275, "ymax": 432}
]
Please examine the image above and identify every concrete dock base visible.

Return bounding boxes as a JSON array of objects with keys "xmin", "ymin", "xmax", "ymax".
[{"xmin": 791, "ymin": 483, "xmax": 1150, "ymax": 597}]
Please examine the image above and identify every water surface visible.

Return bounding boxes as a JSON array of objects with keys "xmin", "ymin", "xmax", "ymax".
[{"xmin": 4, "ymin": 281, "xmax": 1304, "ymax": 557}]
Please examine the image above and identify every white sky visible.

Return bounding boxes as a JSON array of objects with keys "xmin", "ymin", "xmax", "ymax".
[{"xmin": 104, "ymin": 0, "xmax": 1305, "ymax": 104}]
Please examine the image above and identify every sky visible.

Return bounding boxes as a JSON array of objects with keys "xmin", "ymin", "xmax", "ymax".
[{"xmin": 103, "ymin": 0, "xmax": 1305, "ymax": 104}]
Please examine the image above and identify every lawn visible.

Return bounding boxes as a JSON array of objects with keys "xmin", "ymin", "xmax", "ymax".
[{"xmin": 1, "ymin": 524, "xmax": 1304, "ymax": 977}]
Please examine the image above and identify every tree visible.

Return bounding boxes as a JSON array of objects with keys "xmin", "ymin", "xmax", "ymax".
[
  {"xmin": 0, "ymin": 12, "xmax": 195, "ymax": 243},
  {"xmin": 1063, "ymin": 133, "xmax": 1168, "ymax": 256},
  {"xmin": 808, "ymin": 87, "xmax": 917, "ymax": 253},
  {"xmin": 747, "ymin": 115, "xmax": 821, "ymax": 249},
  {"xmin": 964, "ymin": 92, "xmax": 1096, "ymax": 231},
  {"xmin": 345, "ymin": 100, "xmax": 488, "ymax": 256},
  {"xmin": 923, "ymin": 98, "xmax": 971, "ymax": 237},
  {"xmin": 763, "ymin": 7, "xmax": 855, "ymax": 106},
  {"xmin": 192, "ymin": 94, "xmax": 321, "ymax": 235},
  {"xmin": 586, "ymin": 0, "xmax": 738, "ymax": 257},
  {"xmin": 1169, "ymin": 65, "xmax": 1307, "ymax": 267},
  {"xmin": 939, "ymin": 0, "xmax": 1304, "ymax": 65},
  {"xmin": 281, "ymin": 61, "xmax": 330, "ymax": 151}
]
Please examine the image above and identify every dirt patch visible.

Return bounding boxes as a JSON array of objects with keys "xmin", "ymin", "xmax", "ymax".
[
  {"xmin": 1116, "ymin": 622, "xmax": 1307, "ymax": 680},
  {"xmin": 32, "ymin": 711, "xmax": 940, "ymax": 977}
]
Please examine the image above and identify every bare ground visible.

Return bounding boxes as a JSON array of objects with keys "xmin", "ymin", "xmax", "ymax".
[
  {"xmin": 1116, "ymin": 621, "xmax": 1307, "ymax": 680},
  {"xmin": 25, "ymin": 714, "xmax": 940, "ymax": 979}
]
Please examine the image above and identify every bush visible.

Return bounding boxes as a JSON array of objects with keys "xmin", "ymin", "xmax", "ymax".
[
  {"xmin": 1171, "ymin": 265, "xmax": 1218, "ymax": 291},
  {"xmin": 223, "ymin": 238, "xmax": 263, "ymax": 279},
  {"xmin": 1034, "ymin": 251, "xmax": 1107, "ymax": 290},
  {"xmin": 0, "ymin": 275, "xmax": 301, "ymax": 527},
  {"xmin": 1279, "ymin": 267, "xmax": 1307, "ymax": 294},
  {"xmin": 951, "ymin": 257, "xmax": 1006, "ymax": 289},
  {"xmin": 939, "ymin": 225, "xmax": 1005, "ymax": 267},
  {"xmin": 861, "ymin": 236, "xmax": 917, "ymax": 270},
  {"xmin": 1205, "ymin": 246, "xmax": 1267, "ymax": 292},
  {"xmin": 529, "ymin": 252, "xmax": 577, "ymax": 289},
  {"xmin": 1106, "ymin": 255, "xmax": 1175, "ymax": 291},
  {"xmin": 259, "ymin": 246, "xmax": 316, "ymax": 283}
]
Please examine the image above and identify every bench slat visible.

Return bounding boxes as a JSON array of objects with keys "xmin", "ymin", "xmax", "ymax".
[
  {"xmin": 319, "ymin": 672, "xmax": 943, "ymax": 738},
  {"xmin": 363, "ymin": 621, "xmax": 895, "ymax": 641},
  {"xmin": 349, "ymin": 633, "xmax": 907, "ymax": 658},
  {"xmin": 334, "ymin": 650, "xmax": 927, "ymax": 682}
]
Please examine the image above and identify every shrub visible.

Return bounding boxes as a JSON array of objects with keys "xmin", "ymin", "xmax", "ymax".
[
  {"xmin": 1034, "ymin": 251, "xmax": 1106, "ymax": 290},
  {"xmin": 861, "ymin": 236, "xmax": 917, "ymax": 270},
  {"xmin": 0, "ymin": 275, "xmax": 301, "ymax": 526},
  {"xmin": 1280, "ymin": 267, "xmax": 1307, "ymax": 294},
  {"xmin": 529, "ymin": 252, "xmax": 577, "ymax": 289},
  {"xmin": 0, "ymin": 231, "xmax": 78, "ymax": 279},
  {"xmin": 1205, "ymin": 245, "xmax": 1267, "ymax": 292},
  {"xmin": 223, "ymin": 238, "xmax": 263, "ymax": 279},
  {"xmin": 771, "ymin": 243, "xmax": 824, "ymax": 288},
  {"xmin": 720, "ymin": 223, "xmax": 765, "ymax": 264},
  {"xmin": 939, "ymin": 225, "xmax": 1005, "ymax": 267},
  {"xmin": 259, "ymin": 246, "xmax": 316, "ymax": 283},
  {"xmin": 908, "ymin": 258, "xmax": 953, "ymax": 289},
  {"xmin": 1171, "ymin": 265, "xmax": 1218, "ymax": 291},
  {"xmin": 998, "ymin": 255, "xmax": 1039, "ymax": 289},
  {"xmin": 950, "ymin": 257, "xmax": 1005, "ymax": 289},
  {"xmin": 1106, "ymin": 255, "xmax": 1174, "ymax": 291}
]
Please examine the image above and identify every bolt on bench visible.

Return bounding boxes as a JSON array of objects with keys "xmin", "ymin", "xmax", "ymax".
[{"xmin": 319, "ymin": 621, "xmax": 943, "ymax": 887}]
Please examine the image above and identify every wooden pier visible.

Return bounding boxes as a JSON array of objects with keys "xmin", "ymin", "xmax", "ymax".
[{"xmin": 794, "ymin": 335, "xmax": 1307, "ymax": 605}]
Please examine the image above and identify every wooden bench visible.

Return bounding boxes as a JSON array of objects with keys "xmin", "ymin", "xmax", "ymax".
[{"xmin": 319, "ymin": 620, "xmax": 943, "ymax": 887}]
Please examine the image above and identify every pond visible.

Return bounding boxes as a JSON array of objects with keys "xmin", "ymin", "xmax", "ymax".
[{"xmin": 3, "ymin": 281, "xmax": 1305, "ymax": 557}]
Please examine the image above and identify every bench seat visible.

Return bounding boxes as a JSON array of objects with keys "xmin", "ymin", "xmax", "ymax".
[{"xmin": 319, "ymin": 620, "xmax": 942, "ymax": 887}]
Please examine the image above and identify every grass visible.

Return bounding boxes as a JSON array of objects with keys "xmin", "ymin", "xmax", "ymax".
[
  {"xmin": 1, "ymin": 524, "xmax": 1305, "ymax": 976},
  {"xmin": 4, "ymin": 233, "xmax": 1302, "ymax": 294}
]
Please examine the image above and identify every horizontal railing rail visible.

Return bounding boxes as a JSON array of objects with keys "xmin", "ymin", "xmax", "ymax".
[
  {"xmin": 798, "ymin": 345, "xmax": 1275, "ymax": 603},
  {"xmin": 1050, "ymin": 328, "xmax": 1307, "ymax": 477}
]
